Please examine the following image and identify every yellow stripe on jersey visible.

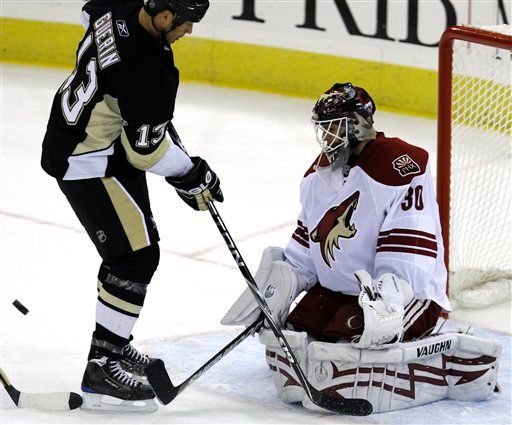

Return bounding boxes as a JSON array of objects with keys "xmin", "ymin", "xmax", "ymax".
[
  {"xmin": 121, "ymin": 131, "xmax": 171, "ymax": 171},
  {"xmin": 72, "ymin": 95, "xmax": 122, "ymax": 156},
  {"xmin": 101, "ymin": 177, "xmax": 150, "ymax": 251}
]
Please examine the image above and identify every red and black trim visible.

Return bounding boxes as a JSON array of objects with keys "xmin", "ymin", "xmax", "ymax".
[
  {"xmin": 377, "ymin": 228, "xmax": 437, "ymax": 259},
  {"xmin": 322, "ymin": 354, "xmax": 497, "ymax": 400},
  {"xmin": 265, "ymin": 349, "xmax": 300, "ymax": 388},
  {"xmin": 292, "ymin": 220, "xmax": 310, "ymax": 248}
]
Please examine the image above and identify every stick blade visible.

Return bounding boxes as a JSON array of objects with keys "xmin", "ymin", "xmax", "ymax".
[
  {"xmin": 312, "ymin": 390, "xmax": 373, "ymax": 416},
  {"xmin": 145, "ymin": 359, "xmax": 178, "ymax": 405},
  {"xmin": 18, "ymin": 392, "xmax": 83, "ymax": 411},
  {"xmin": 1, "ymin": 367, "xmax": 82, "ymax": 411}
]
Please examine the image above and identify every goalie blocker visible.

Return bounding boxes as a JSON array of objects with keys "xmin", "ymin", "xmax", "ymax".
[{"xmin": 259, "ymin": 330, "xmax": 501, "ymax": 413}]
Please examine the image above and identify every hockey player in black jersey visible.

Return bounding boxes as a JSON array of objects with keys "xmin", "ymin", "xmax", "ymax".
[{"xmin": 41, "ymin": 0, "xmax": 221, "ymax": 413}]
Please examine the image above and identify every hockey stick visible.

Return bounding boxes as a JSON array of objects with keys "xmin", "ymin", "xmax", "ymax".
[
  {"xmin": 145, "ymin": 317, "xmax": 263, "ymax": 404},
  {"xmin": 0, "ymin": 367, "xmax": 82, "ymax": 411},
  {"xmin": 161, "ymin": 124, "xmax": 371, "ymax": 415},
  {"xmin": 205, "ymin": 201, "xmax": 372, "ymax": 416}
]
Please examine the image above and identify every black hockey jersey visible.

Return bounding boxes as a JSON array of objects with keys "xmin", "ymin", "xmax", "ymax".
[{"xmin": 41, "ymin": 0, "xmax": 181, "ymax": 180}]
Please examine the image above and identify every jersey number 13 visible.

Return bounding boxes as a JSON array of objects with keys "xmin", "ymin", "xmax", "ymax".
[{"xmin": 59, "ymin": 34, "xmax": 98, "ymax": 125}]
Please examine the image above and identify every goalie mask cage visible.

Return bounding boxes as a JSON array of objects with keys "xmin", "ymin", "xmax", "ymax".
[{"xmin": 437, "ymin": 25, "xmax": 512, "ymax": 308}]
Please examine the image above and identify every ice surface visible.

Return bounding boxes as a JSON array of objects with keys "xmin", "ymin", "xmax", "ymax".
[{"xmin": 0, "ymin": 64, "xmax": 510, "ymax": 424}]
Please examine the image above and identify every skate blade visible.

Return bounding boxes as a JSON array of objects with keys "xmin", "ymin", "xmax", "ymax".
[{"xmin": 80, "ymin": 392, "xmax": 158, "ymax": 413}]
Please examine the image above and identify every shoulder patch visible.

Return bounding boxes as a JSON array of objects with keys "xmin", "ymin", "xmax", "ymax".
[
  {"xmin": 355, "ymin": 133, "xmax": 428, "ymax": 186},
  {"xmin": 392, "ymin": 154, "xmax": 421, "ymax": 177}
]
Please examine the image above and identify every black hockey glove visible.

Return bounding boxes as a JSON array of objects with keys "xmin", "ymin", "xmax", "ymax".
[{"xmin": 165, "ymin": 156, "xmax": 224, "ymax": 211}]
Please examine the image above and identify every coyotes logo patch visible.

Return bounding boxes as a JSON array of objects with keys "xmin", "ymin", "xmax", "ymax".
[
  {"xmin": 392, "ymin": 154, "xmax": 421, "ymax": 177},
  {"xmin": 310, "ymin": 191, "xmax": 360, "ymax": 267}
]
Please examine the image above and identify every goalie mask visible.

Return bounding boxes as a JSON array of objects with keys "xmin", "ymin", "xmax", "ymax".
[{"xmin": 312, "ymin": 82, "xmax": 376, "ymax": 169}]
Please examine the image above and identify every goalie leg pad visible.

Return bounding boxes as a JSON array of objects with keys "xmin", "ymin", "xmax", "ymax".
[
  {"xmin": 447, "ymin": 334, "xmax": 501, "ymax": 401},
  {"xmin": 259, "ymin": 329, "xmax": 310, "ymax": 403},
  {"xmin": 302, "ymin": 332, "xmax": 501, "ymax": 413}
]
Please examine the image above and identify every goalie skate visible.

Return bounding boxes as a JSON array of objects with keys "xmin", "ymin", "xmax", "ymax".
[{"xmin": 81, "ymin": 357, "xmax": 157, "ymax": 413}]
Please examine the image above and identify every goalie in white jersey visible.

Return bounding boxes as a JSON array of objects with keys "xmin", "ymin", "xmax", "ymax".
[
  {"xmin": 226, "ymin": 81, "xmax": 450, "ymax": 347},
  {"xmin": 284, "ymin": 82, "xmax": 452, "ymax": 345},
  {"xmin": 223, "ymin": 83, "xmax": 501, "ymax": 413}
]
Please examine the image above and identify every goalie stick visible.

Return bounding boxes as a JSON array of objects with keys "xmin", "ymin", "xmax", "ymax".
[
  {"xmin": 145, "ymin": 317, "xmax": 264, "ymax": 404},
  {"xmin": 0, "ymin": 367, "xmax": 82, "ymax": 411},
  {"xmin": 161, "ymin": 124, "xmax": 372, "ymax": 416},
  {"xmin": 206, "ymin": 201, "xmax": 372, "ymax": 416}
]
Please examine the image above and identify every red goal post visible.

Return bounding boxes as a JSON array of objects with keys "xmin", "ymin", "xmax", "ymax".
[{"xmin": 437, "ymin": 25, "xmax": 512, "ymax": 308}]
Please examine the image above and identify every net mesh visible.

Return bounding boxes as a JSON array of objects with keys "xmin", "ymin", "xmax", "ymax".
[{"xmin": 448, "ymin": 25, "xmax": 512, "ymax": 302}]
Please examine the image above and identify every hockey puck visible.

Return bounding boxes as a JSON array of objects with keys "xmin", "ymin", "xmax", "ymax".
[{"xmin": 12, "ymin": 300, "xmax": 29, "ymax": 315}]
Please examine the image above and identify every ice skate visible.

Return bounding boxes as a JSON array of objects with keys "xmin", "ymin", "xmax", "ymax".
[{"xmin": 80, "ymin": 356, "xmax": 157, "ymax": 413}]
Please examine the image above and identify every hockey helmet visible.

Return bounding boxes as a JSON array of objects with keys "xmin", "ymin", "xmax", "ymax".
[
  {"xmin": 312, "ymin": 82, "xmax": 376, "ymax": 167},
  {"xmin": 144, "ymin": 0, "xmax": 210, "ymax": 26}
]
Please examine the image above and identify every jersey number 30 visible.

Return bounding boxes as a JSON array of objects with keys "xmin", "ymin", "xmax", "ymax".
[{"xmin": 401, "ymin": 185, "xmax": 424, "ymax": 211}]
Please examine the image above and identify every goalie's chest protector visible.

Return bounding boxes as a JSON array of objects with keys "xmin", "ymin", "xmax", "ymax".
[{"xmin": 298, "ymin": 133, "xmax": 438, "ymax": 296}]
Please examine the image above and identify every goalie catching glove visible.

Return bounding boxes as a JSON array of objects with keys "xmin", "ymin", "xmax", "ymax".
[
  {"xmin": 352, "ymin": 270, "xmax": 414, "ymax": 349},
  {"xmin": 166, "ymin": 156, "xmax": 223, "ymax": 211},
  {"xmin": 221, "ymin": 247, "xmax": 307, "ymax": 327}
]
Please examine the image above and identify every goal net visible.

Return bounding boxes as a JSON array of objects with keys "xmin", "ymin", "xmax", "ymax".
[{"xmin": 437, "ymin": 25, "xmax": 512, "ymax": 308}]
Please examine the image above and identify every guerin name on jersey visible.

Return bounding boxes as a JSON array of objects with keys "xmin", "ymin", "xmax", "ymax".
[
  {"xmin": 93, "ymin": 12, "xmax": 121, "ymax": 70},
  {"xmin": 416, "ymin": 340, "xmax": 452, "ymax": 358}
]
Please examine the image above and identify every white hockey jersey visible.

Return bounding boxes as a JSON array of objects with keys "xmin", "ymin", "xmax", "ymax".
[{"xmin": 284, "ymin": 132, "xmax": 451, "ymax": 312}]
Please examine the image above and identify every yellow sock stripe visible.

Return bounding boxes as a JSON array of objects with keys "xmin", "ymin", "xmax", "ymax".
[
  {"xmin": 98, "ymin": 285, "xmax": 142, "ymax": 316},
  {"xmin": 1, "ymin": 17, "xmax": 437, "ymax": 117},
  {"xmin": 101, "ymin": 177, "xmax": 149, "ymax": 251}
]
